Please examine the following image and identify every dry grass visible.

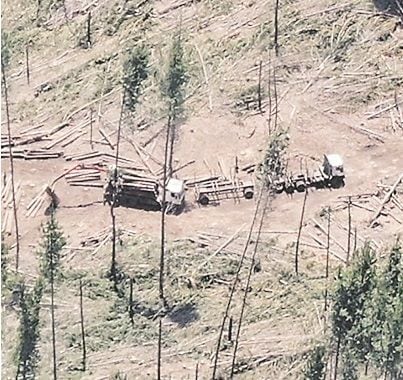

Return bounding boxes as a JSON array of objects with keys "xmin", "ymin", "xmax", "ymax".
[{"xmin": 2, "ymin": 0, "xmax": 402, "ymax": 378}]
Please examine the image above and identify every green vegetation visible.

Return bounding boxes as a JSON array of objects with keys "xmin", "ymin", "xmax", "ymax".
[
  {"xmin": 306, "ymin": 241, "xmax": 403, "ymax": 379},
  {"xmin": 15, "ymin": 278, "xmax": 44, "ymax": 379},
  {"xmin": 260, "ymin": 130, "xmax": 289, "ymax": 180},
  {"xmin": 122, "ymin": 44, "xmax": 149, "ymax": 112},
  {"xmin": 1, "ymin": 31, "xmax": 11, "ymax": 68},
  {"xmin": 38, "ymin": 212, "xmax": 66, "ymax": 280},
  {"xmin": 304, "ymin": 345, "xmax": 326, "ymax": 380},
  {"xmin": 162, "ymin": 31, "xmax": 188, "ymax": 119}
]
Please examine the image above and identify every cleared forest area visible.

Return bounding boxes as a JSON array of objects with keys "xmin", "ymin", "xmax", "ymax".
[{"xmin": 1, "ymin": 0, "xmax": 403, "ymax": 379}]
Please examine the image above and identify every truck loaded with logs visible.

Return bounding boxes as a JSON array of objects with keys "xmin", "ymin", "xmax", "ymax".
[
  {"xmin": 103, "ymin": 167, "xmax": 185, "ymax": 213},
  {"xmin": 102, "ymin": 154, "xmax": 345, "ymax": 211}
]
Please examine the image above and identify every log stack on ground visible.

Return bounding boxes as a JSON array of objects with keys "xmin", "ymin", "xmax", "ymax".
[
  {"xmin": 65, "ymin": 167, "xmax": 104, "ymax": 188},
  {"xmin": 1, "ymin": 148, "xmax": 63, "ymax": 160}
]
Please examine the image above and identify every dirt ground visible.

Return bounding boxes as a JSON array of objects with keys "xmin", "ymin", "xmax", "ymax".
[
  {"xmin": 3, "ymin": 79, "xmax": 402, "ymax": 275},
  {"xmin": 2, "ymin": 0, "xmax": 403, "ymax": 378}
]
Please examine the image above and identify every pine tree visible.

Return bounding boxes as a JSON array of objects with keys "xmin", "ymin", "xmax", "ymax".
[
  {"xmin": 372, "ymin": 241, "xmax": 403, "ymax": 379},
  {"xmin": 162, "ymin": 32, "xmax": 188, "ymax": 120},
  {"xmin": 159, "ymin": 31, "xmax": 188, "ymax": 305},
  {"xmin": 38, "ymin": 211, "xmax": 66, "ymax": 380},
  {"xmin": 260, "ymin": 130, "xmax": 289, "ymax": 180},
  {"xmin": 122, "ymin": 44, "xmax": 149, "ymax": 112},
  {"xmin": 341, "ymin": 350, "xmax": 358, "ymax": 380},
  {"xmin": 331, "ymin": 243, "xmax": 376, "ymax": 377},
  {"xmin": 38, "ymin": 212, "xmax": 66, "ymax": 280},
  {"xmin": 304, "ymin": 345, "xmax": 326, "ymax": 380},
  {"xmin": 1, "ymin": 31, "xmax": 11, "ymax": 69},
  {"xmin": 15, "ymin": 278, "xmax": 43, "ymax": 379}
]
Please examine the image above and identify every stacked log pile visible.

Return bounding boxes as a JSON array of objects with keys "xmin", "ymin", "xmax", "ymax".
[
  {"xmin": 104, "ymin": 168, "xmax": 160, "ymax": 207},
  {"xmin": 1, "ymin": 122, "xmax": 69, "ymax": 149},
  {"xmin": 1, "ymin": 148, "xmax": 63, "ymax": 160},
  {"xmin": 64, "ymin": 151, "xmax": 144, "ymax": 170},
  {"xmin": 65, "ymin": 168, "xmax": 103, "ymax": 188}
]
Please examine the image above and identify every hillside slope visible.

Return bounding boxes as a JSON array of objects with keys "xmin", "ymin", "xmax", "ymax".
[{"xmin": 1, "ymin": 0, "xmax": 403, "ymax": 379}]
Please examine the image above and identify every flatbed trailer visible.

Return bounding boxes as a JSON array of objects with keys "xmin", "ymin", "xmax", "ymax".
[{"xmin": 195, "ymin": 179, "xmax": 255, "ymax": 205}]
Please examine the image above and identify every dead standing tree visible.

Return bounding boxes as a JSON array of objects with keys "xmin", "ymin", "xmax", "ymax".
[
  {"xmin": 79, "ymin": 279, "xmax": 87, "ymax": 372},
  {"xmin": 230, "ymin": 192, "xmax": 270, "ymax": 377},
  {"xmin": 295, "ymin": 188, "xmax": 308, "ymax": 275},
  {"xmin": 1, "ymin": 56, "xmax": 20, "ymax": 270},
  {"xmin": 212, "ymin": 187, "xmax": 264, "ymax": 379},
  {"xmin": 159, "ymin": 30, "xmax": 187, "ymax": 305},
  {"xmin": 109, "ymin": 45, "xmax": 149, "ymax": 288},
  {"xmin": 274, "ymin": 0, "xmax": 280, "ymax": 56},
  {"xmin": 110, "ymin": 92, "xmax": 125, "ymax": 289}
]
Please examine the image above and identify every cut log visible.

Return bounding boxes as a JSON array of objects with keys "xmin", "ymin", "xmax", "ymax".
[{"xmin": 370, "ymin": 173, "xmax": 403, "ymax": 227}]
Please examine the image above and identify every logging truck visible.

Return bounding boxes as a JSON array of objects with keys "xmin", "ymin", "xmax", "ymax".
[
  {"xmin": 194, "ymin": 179, "xmax": 255, "ymax": 206},
  {"xmin": 270, "ymin": 154, "xmax": 345, "ymax": 193},
  {"xmin": 103, "ymin": 168, "xmax": 185, "ymax": 213}
]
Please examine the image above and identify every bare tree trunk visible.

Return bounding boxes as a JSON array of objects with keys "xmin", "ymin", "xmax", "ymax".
[
  {"xmin": 110, "ymin": 92, "xmax": 125, "ymax": 289},
  {"xmin": 273, "ymin": 64, "xmax": 278, "ymax": 130},
  {"xmin": 274, "ymin": 0, "xmax": 280, "ymax": 56},
  {"xmin": 168, "ymin": 119, "xmax": 175, "ymax": 177},
  {"xmin": 110, "ymin": 205, "xmax": 117, "ymax": 287},
  {"xmin": 212, "ymin": 188, "xmax": 264, "ymax": 379},
  {"xmin": 347, "ymin": 196, "xmax": 352, "ymax": 264},
  {"xmin": 86, "ymin": 11, "xmax": 92, "ymax": 48},
  {"xmin": 25, "ymin": 44, "xmax": 30, "ymax": 85},
  {"xmin": 334, "ymin": 335, "xmax": 341, "ymax": 380},
  {"xmin": 295, "ymin": 189, "xmax": 308, "ymax": 275},
  {"xmin": 90, "ymin": 108, "xmax": 94, "ymax": 150},
  {"xmin": 159, "ymin": 113, "xmax": 172, "ymax": 306},
  {"xmin": 157, "ymin": 318, "xmax": 162, "ymax": 380},
  {"xmin": 129, "ymin": 277, "xmax": 134, "ymax": 325},
  {"xmin": 228, "ymin": 316, "xmax": 233, "ymax": 343},
  {"xmin": 195, "ymin": 362, "xmax": 199, "ymax": 380},
  {"xmin": 230, "ymin": 193, "xmax": 269, "ymax": 377},
  {"xmin": 50, "ymin": 255, "xmax": 57, "ymax": 380},
  {"xmin": 1, "ymin": 59, "xmax": 20, "ymax": 270},
  {"xmin": 326, "ymin": 208, "xmax": 331, "ymax": 279},
  {"xmin": 79, "ymin": 280, "xmax": 86, "ymax": 372},
  {"xmin": 267, "ymin": 55, "xmax": 272, "ymax": 134},
  {"xmin": 114, "ymin": 92, "xmax": 125, "ymax": 169},
  {"xmin": 36, "ymin": 0, "xmax": 41, "ymax": 24},
  {"xmin": 258, "ymin": 60, "xmax": 263, "ymax": 113},
  {"xmin": 324, "ymin": 207, "xmax": 331, "ymax": 312}
]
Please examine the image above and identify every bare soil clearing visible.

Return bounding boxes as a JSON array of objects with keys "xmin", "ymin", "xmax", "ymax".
[{"xmin": 2, "ymin": 0, "xmax": 403, "ymax": 378}]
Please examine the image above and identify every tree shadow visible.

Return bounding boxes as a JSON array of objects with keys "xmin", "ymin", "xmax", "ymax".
[
  {"xmin": 168, "ymin": 303, "xmax": 199, "ymax": 328},
  {"xmin": 373, "ymin": 0, "xmax": 403, "ymax": 18}
]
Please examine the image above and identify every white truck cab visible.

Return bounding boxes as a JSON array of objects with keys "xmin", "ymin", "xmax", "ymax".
[
  {"xmin": 158, "ymin": 178, "xmax": 185, "ymax": 207},
  {"xmin": 323, "ymin": 154, "xmax": 344, "ymax": 178}
]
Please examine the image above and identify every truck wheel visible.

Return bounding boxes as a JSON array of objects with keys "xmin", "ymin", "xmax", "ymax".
[
  {"xmin": 295, "ymin": 181, "xmax": 306, "ymax": 193},
  {"xmin": 199, "ymin": 195, "xmax": 209, "ymax": 206},
  {"xmin": 244, "ymin": 187, "xmax": 254, "ymax": 199},
  {"xmin": 331, "ymin": 177, "xmax": 344, "ymax": 189},
  {"xmin": 275, "ymin": 184, "xmax": 284, "ymax": 193},
  {"xmin": 285, "ymin": 185, "xmax": 294, "ymax": 194}
]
